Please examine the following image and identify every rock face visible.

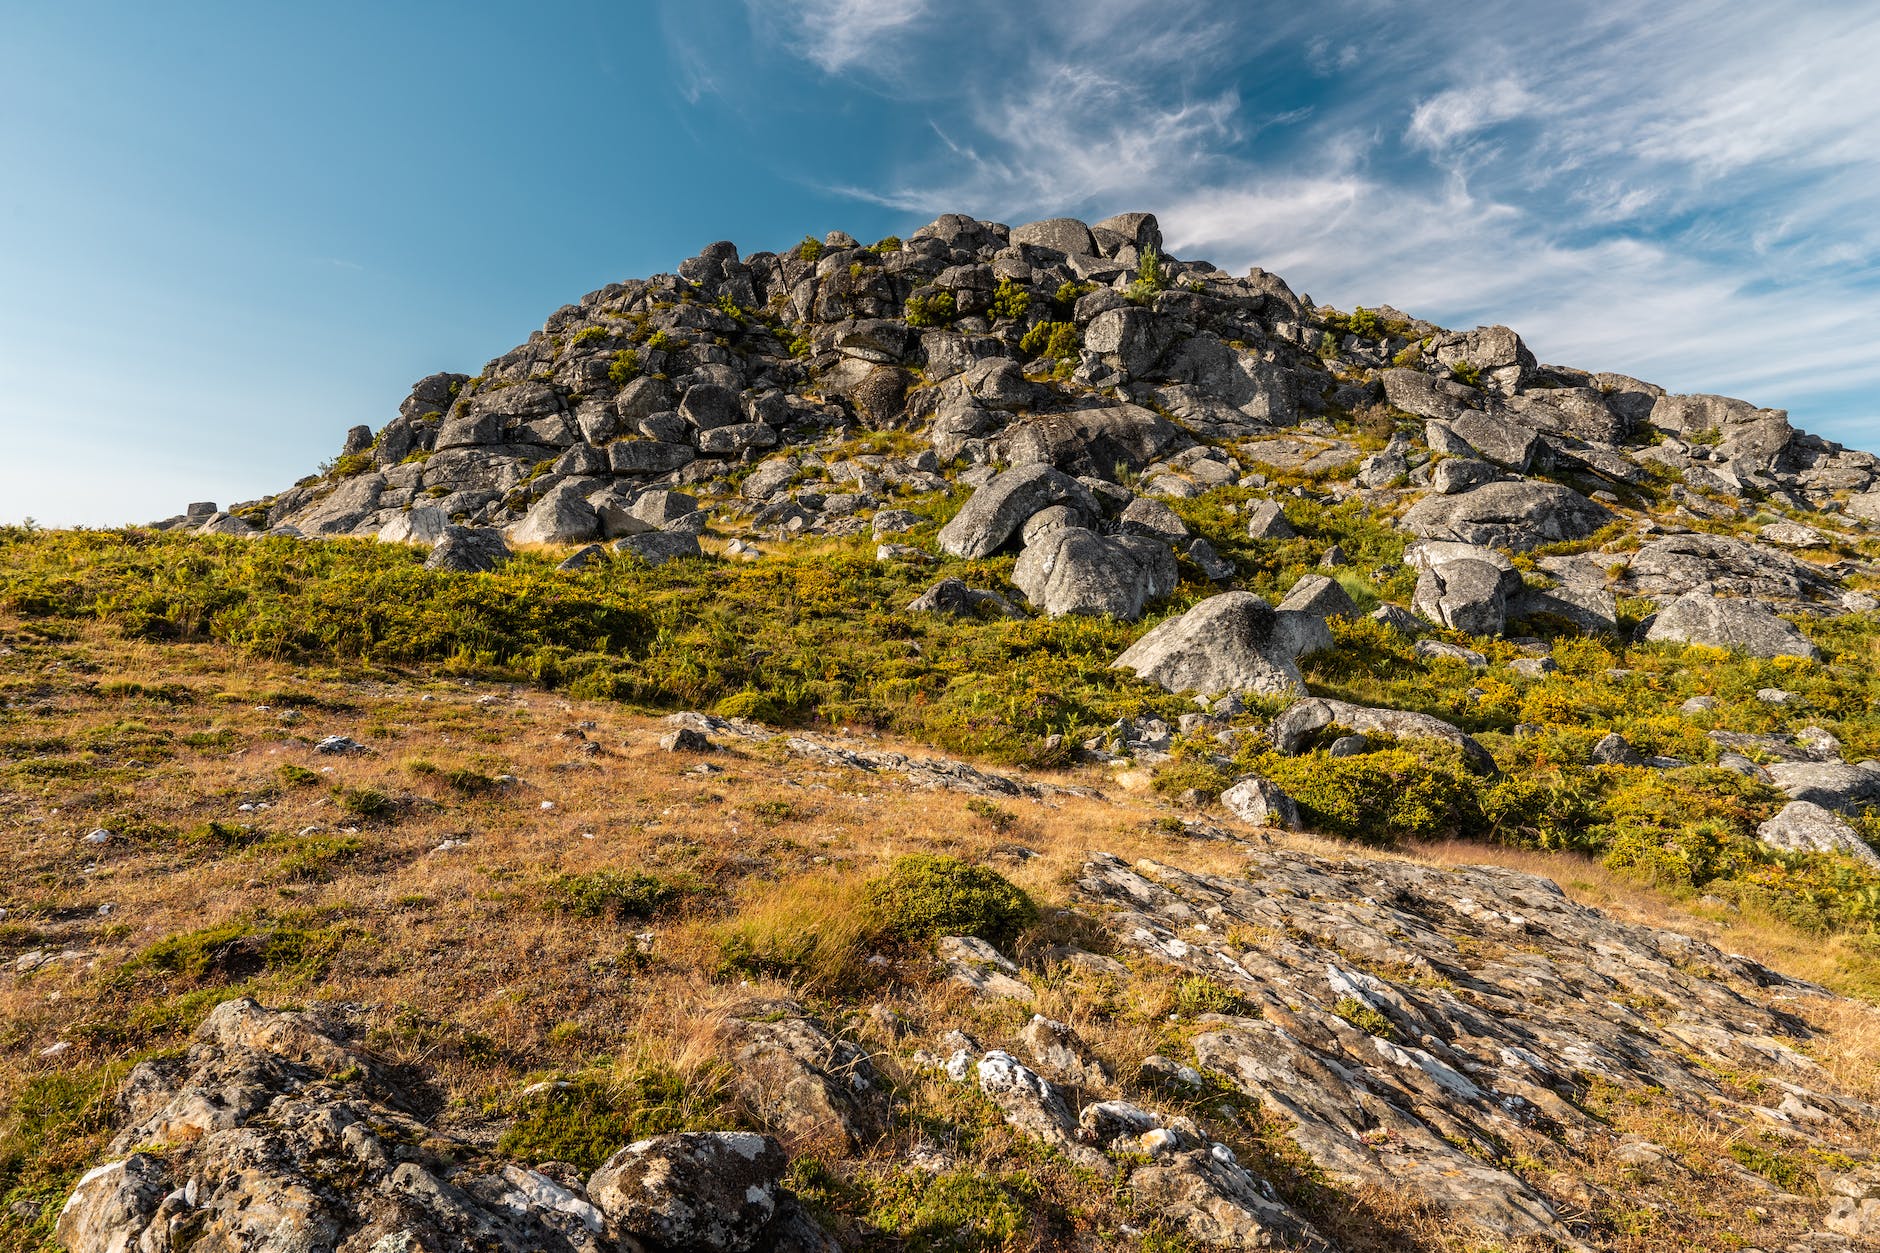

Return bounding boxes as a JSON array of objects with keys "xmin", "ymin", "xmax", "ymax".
[
  {"xmin": 1644, "ymin": 592, "xmax": 1822, "ymax": 660},
  {"xmin": 426, "ymin": 526, "xmax": 512, "ymax": 573},
  {"xmin": 937, "ymin": 465, "xmax": 1099, "ymax": 559},
  {"xmin": 1112, "ymin": 592, "xmax": 1307, "ymax": 698},
  {"xmin": 1271, "ymin": 697, "xmax": 1495, "ymax": 772},
  {"xmin": 1757, "ymin": 801, "xmax": 1880, "ymax": 870},
  {"xmin": 1073, "ymin": 846, "xmax": 1869, "ymax": 1249},
  {"xmin": 1011, "ymin": 528, "xmax": 1175, "ymax": 620},
  {"xmin": 51, "ymin": 998, "xmax": 834, "ymax": 1253},
  {"xmin": 1400, "ymin": 481, "xmax": 1612, "ymax": 551}
]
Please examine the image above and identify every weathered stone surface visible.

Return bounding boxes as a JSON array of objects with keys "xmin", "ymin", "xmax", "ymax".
[
  {"xmin": 507, "ymin": 481, "xmax": 600, "ymax": 546},
  {"xmin": 425, "ymin": 526, "xmax": 512, "ymax": 573},
  {"xmin": 1008, "ymin": 216, "xmax": 1098, "ymax": 256},
  {"xmin": 1012, "ymin": 527, "xmax": 1174, "ymax": 620},
  {"xmin": 1276, "ymin": 573, "xmax": 1357, "ymax": 620},
  {"xmin": 1271, "ymin": 698, "xmax": 1495, "ymax": 771},
  {"xmin": 1004, "ymin": 405, "xmax": 1190, "ymax": 480},
  {"xmin": 1244, "ymin": 500, "xmax": 1295, "ymax": 539},
  {"xmin": 1220, "ymin": 776, "xmax": 1300, "ymax": 829},
  {"xmin": 1756, "ymin": 801, "xmax": 1880, "ymax": 870},
  {"xmin": 1112, "ymin": 592, "xmax": 1306, "ymax": 698},
  {"xmin": 589, "ymin": 1132, "xmax": 788, "ymax": 1253},
  {"xmin": 907, "ymin": 577, "xmax": 1025, "ymax": 619},
  {"xmin": 612, "ymin": 531, "xmax": 702, "ymax": 566},
  {"xmin": 1644, "ymin": 593, "xmax": 1821, "ymax": 660},
  {"xmin": 1618, "ymin": 533, "xmax": 1839, "ymax": 606},
  {"xmin": 1765, "ymin": 761, "xmax": 1880, "ymax": 814},
  {"xmin": 937, "ymin": 465, "xmax": 1101, "ymax": 559},
  {"xmin": 1400, "ymin": 481, "xmax": 1612, "ymax": 551}
]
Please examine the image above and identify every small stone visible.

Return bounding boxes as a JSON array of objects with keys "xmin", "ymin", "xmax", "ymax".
[{"xmin": 660, "ymin": 728, "xmax": 714, "ymax": 753}]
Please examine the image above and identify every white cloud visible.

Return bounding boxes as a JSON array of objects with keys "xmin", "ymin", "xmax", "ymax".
[
  {"xmin": 1406, "ymin": 77, "xmax": 1534, "ymax": 152},
  {"xmin": 754, "ymin": 0, "xmax": 931, "ymax": 75}
]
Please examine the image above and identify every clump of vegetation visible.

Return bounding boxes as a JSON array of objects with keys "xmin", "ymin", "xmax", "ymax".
[
  {"xmin": 1126, "ymin": 247, "xmax": 1170, "ymax": 304},
  {"xmin": 870, "ymin": 235, "xmax": 902, "ymax": 253},
  {"xmin": 497, "ymin": 1065, "xmax": 737, "ymax": 1171},
  {"xmin": 863, "ymin": 854, "xmax": 1036, "ymax": 949},
  {"xmin": 861, "ymin": 1168, "xmax": 1039, "ymax": 1253},
  {"xmin": 607, "ymin": 349, "xmax": 641, "ymax": 386},
  {"xmin": 904, "ymin": 291, "xmax": 957, "ymax": 328},
  {"xmin": 333, "ymin": 785, "xmax": 398, "ymax": 824},
  {"xmin": 1449, "ymin": 360, "xmax": 1483, "ymax": 387},
  {"xmin": 127, "ymin": 916, "xmax": 351, "ymax": 985},
  {"xmin": 1333, "ymin": 996, "xmax": 1396, "ymax": 1038},
  {"xmin": 540, "ymin": 869, "xmax": 679, "ymax": 920},
  {"xmin": 643, "ymin": 329, "xmax": 680, "ymax": 353},
  {"xmin": 277, "ymin": 763, "xmax": 320, "ymax": 787},
  {"xmin": 571, "ymin": 326, "xmax": 609, "ymax": 349},
  {"xmin": 1018, "ymin": 320, "xmax": 1078, "ymax": 363},
  {"xmin": 797, "ymin": 235, "xmax": 824, "ymax": 264},
  {"xmin": 964, "ymin": 797, "xmax": 1016, "ymax": 832},
  {"xmin": 1175, "ymin": 974, "xmax": 1254, "ymax": 1017},
  {"xmin": 989, "ymin": 277, "xmax": 1030, "ymax": 321}
]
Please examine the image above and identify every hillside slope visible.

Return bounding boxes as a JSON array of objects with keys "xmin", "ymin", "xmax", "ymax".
[{"xmin": 7, "ymin": 210, "xmax": 1880, "ymax": 1251}]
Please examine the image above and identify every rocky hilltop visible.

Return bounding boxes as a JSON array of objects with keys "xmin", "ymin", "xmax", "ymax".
[{"xmin": 9, "ymin": 211, "xmax": 1880, "ymax": 1253}]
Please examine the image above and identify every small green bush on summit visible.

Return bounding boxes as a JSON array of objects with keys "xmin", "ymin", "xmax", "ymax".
[{"xmin": 904, "ymin": 291, "xmax": 956, "ymax": 328}]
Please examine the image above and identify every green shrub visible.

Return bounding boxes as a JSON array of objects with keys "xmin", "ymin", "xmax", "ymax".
[
  {"xmin": 1175, "ymin": 974, "xmax": 1252, "ymax": 1017},
  {"xmin": 278, "ymin": 763, "xmax": 320, "ymax": 787},
  {"xmin": 608, "ymin": 349, "xmax": 641, "ymax": 386},
  {"xmin": 989, "ymin": 277, "xmax": 1031, "ymax": 321},
  {"xmin": 1333, "ymin": 996, "xmax": 1395, "ymax": 1039},
  {"xmin": 864, "ymin": 1168, "xmax": 1037, "ymax": 1253},
  {"xmin": 643, "ymin": 329, "xmax": 679, "ymax": 353},
  {"xmin": 904, "ymin": 291, "xmax": 957, "ymax": 328},
  {"xmin": 1018, "ymin": 320, "xmax": 1078, "ymax": 361},
  {"xmin": 1449, "ymin": 361, "xmax": 1482, "ymax": 387},
  {"xmin": 870, "ymin": 235, "xmax": 902, "ymax": 253},
  {"xmin": 863, "ymin": 854, "xmax": 1036, "ymax": 949},
  {"xmin": 1347, "ymin": 306, "xmax": 1380, "ymax": 338},
  {"xmin": 1254, "ymin": 746, "xmax": 1476, "ymax": 845},
  {"xmin": 964, "ymin": 797, "xmax": 1016, "ymax": 832},
  {"xmin": 1053, "ymin": 280, "xmax": 1095, "ymax": 307},
  {"xmin": 129, "ymin": 918, "xmax": 349, "ymax": 985},
  {"xmin": 540, "ymin": 869, "xmax": 678, "ymax": 920},
  {"xmin": 1391, "ymin": 343, "xmax": 1422, "ymax": 368},
  {"xmin": 797, "ymin": 235, "xmax": 824, "ymax": 263},
  {"xmin": 1126, "ymin": 247, "xmax": 1169, "ymax": 304},
  {"xmin": 327, "ymin": 452, "xmax": 373, "ymax": 479},
  {"xmin": 333, "ymin": 785, "xmax": 398, "ymax": 824},
  {"xmin": 572, "ymin": 326, "xmax": 609, "ymax": 349},
  {"xmin": 715, "ymin": 688, "xmax": 786, "ymax": 723}
]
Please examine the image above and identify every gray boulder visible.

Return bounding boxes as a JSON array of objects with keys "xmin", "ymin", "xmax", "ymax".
[
  {"xmin": 588, "ymin": 1132, "xmax": 788, "ymax": 1253},
  {"xmin": 613, "ymin": 531, "xmax": 702, "ymax": 566},
  {"xmin": 1271, "ymin": 698, "xmax": 1495, "ymax": 772},
  {"xmin": 1756, "ymin": 801, "xmax": 1880, "ymax": 870},
  {"xmin": 1009, "ymin": 216, "xmax": 1098, "ymax": 256},
  {"xmin": 679, "ymin": 383, "xmax": 744, "ymax": 431},
  {"xmin": 378, "ymin": 505, "xmax": 449, "ymax": 546},
  {"xmin": 1509, "ymin": 583, "xmax": 1619, "ymax": 634},
  {"xmin": 627, "ymin": 489, "xmax": 699, "ymax": 529},
  {"xmin": 1119, "ymin": 496, "xmax": 1190, "ymax": 539},
  {"xmin": 907, "ymin": 577, "xmax": 1026, "ymax": 620},
  {"xmin": 1644, "ymin": 593, "xmax": 1820, "ymax": 660},
  {"xmin": 425, "ymin": 527, "xmax": 512, "ymax": 573},
  {"xmin": 1185, "ymin": 538, "xmax": 1235, "ymax": 581},
  {"xmin": 1765, "ymin": 762, "xmax": 1880, "ymax": 815},
  {"xmin": 507, "ymin": 482, "xmax": 600, "ymax": 546},
  {"xmin": 1431, "ymin": 457, "xmax": 1500, "ymax": 496},
  {"xmin": 1084, "ymin": 307, "xmax": 1165, "ymax": 379},
  {"xmin": 1112, "ymin": 592, "xmax": 1306, "ymax": 698},
  {"xmin": 1220, "ymin": 777, "xmax": 1300, "ymax": 830},
  {"xmin": 1591, "ymin": 732, "xmax": 1644, "ymax": 766},
  {"xmin": 1245, "ymin": 500, "xmax": 1295, "ymax": 540},
  {"xmin": 1449, "ymin": 411, "xmax": 1538, "ymax": 470},
  {"xmin": 937, "ymin": 465, "xmax": 1101, "ymax": 558},
  {"xmin": 1413, "ymin": 561, "xmax": 1511, "ymax": 636},
  {"xmin": 1400, "ymin": 481, "xmax": 1612, "ymax": 551},
  {"xmin": 1277, "ymin": 574, "xmax": 1357, "ymax": 620},
  {"xmin": 1012, "ymin": 528, "xmax": 1174, "ymax": 620}
]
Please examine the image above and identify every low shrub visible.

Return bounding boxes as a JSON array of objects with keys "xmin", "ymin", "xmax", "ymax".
[
  {"xmin": 540, "ymin": 870, "xmax": 678, "ymax": 920},
  {"xmin": 863, "ymin": 854, "xmax": 1036, "ymax": 949},
  {"xmin": 497, "ymin": 1065, "xmax": 736, "ymax": 1171}
]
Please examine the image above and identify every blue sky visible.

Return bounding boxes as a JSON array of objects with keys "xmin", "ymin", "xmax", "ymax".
[{"xmin": 4, "ymin": 1, "xmax": 1878, "ymax": 525}]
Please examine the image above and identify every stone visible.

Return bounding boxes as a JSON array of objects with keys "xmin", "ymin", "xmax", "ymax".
[
  {"xmin": 907, "ymin": 577, "xmax": 1026, "ymax": 620},
  {"xmin": 1644, "ymin": 593, "xmax": 1821, "ymax": 660},
  {"xmin": 679, "ymin": 383, "xmax": 744, "ymax": 430},
  {"xmin": 588, "ymin": 1132, "xmax": 788, "ymax": 1253},
  {"xmin": 1400, "ymin": 481, "xmax": 1612, "ymax": 551},
  {"xmin": 973, "ymin": 1051, "xmax": 1107, "ymax": 1171},
  {"xmin": 378, "ymin": 505, "xmax": 449, "ymax": 545},
  {"xmin": 1431, "ymin": 457, "xmax": 1499, "ymax": 495},
  {"xmin": 937, "ymin": 465, "xmax": 1101, "ymax": 559},
  {"xmin": 1008, "ymin": 216, "xmax": 1098, "ymax": 256},
  {"xmin": 612, "ymin": 531, "xmax": 702, "ymax": 566},
  {"xmin": 722, "ymin": 1001, "xmax": 879, "ymax": 1151},
  {"xmin": 660, "ymin": 728, "xmax": 713, "ymax": 752},
  {"xmin": 1004, "ymin": 406, "xmax": 1190, "ymax": 480},
  {"xmin": 1220, "ymin": 777, "xmax": 1300, "ymax": 829},
  {"xmin": 1448, "ymin": 411, "xmax": 1537, "ymax": 470},
  {"xmin": 1244, "ymin": 500, "xmax": 1295, "ymax": 539},
  {"xmin": 1357, "ymin": 449, "xmax": 1408, "ymax": 488},
  {"xmin": 1011, "ymin": 528, "xmax": 1175, "ymax": 620},
  {"xmin": 1271, "ymin": 698, "xmax": 1495, "ymax": 772},
  {"xmin": 1765, "ymin": 762, "xmax": 1880, "ymax": 814},
  {"xmin": 1413, "ymin": 559, "xmax": 1510, "ymax": 636},
  {"xmin": 1112, "ymin": 592, "xmax": 1306, "ymax": 699},
  {"xmin": 1370, "ymin": 604, "xmax": 1423, "ymax": 634},
  {"xmin": 1277, "ymin": 574, "xmax": 1357, "ymax": 620},
  {"xmin": 626, "ymin": 489, "xmax": 699, "ymax": 530},
  {"xmin": 1084, "ymin": 307, "xmax": 1165, "ymax": 379},
  {"xmin": 1185, "ymin": 538, "xmax": 1235, "ymax": 581},
  {"xmin": 557, "ymin": 544, "xmax": 607, "ymax": 571},
  {"xmin": 1119, "ymin": 496, "xmax": 1189, "ymax": 539},
  {"xmin": 1414, "ymin": 639, "xmax": 1487, "ymax": 669},
  {"xmin": 1756, "ymin": 801, "xmax": 1880, "ymax": 870},
  {"xmin": 1591, "ymin": 732, "xmax": 1644, "ymax": 766},
  {"xmin": 507, "ymin": 482, "xmax": 600, "ymax": 546},
  {"xmin": 425, "ymin": 527, "xmax": 512, "ymax": 573}
]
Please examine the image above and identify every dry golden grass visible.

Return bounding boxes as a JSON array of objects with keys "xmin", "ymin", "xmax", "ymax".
[{"xmin": 5, "ymin": 616, "xmax": 1879, "ymax": 1252}]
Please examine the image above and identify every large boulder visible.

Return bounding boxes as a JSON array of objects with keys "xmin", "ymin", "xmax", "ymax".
[
  {"xmin": 588, "ymin": 1132, "xmax": 789, "ymax": 1253},
  {"xmin": 613, "ymin": 532, "xmax": 702, "ymax": 566},
  {"xmin": 1221, "ymin": 776, "xmax": 1301, "ymax": 829},
  {"xmin": 507, "ymin": 481, "xmax": 600, "ymax": 546},
  {"xmin": 1399, "ymin": 481, "xmax": 1612, "ymax": 551},
  {"xmin": 1271, "ymin": 698, "xmax": 1495, "ymax": 772},
  {"xmin": 377, "ymin": 505, "xmax": 449, "ymax": 546},
  {"xmin": 1004, "ymin": 405, "xmax": 1192, "ymax": 481},
  {"xmin": 1448, "ymin": 411, "xmax": 1537, "ymax": 470},
  {"xmin": 937, "ymin": 465, "xmax": 1100, "ymax": 558},
  {"xmin": 1112, "ymin": 592, "xmax": 1306, "ymax": 698},
  {"xmin": 1084, "ymin": 307, "xmax": 1166, "ymax": 379},
  {"xmin": 1012, "ymin": 528, "xmax": 1174, "ymax": 620},
  {"xmin": 1644, "ymin": 593, "xmax": 1821, "ymax": 660},
  {"xmin": 1647, "ymin": 393, "xmax": 1794, "ymax": 470},
  {"xmin": 1619, "ymin": 534, "xmax": 1837, "ymax": 607},
  {"xmin": 1009, "ymin": 216, "xmax": 1098, "ymax": 256},
  {"xmin": 1764, "ymin": 762, "xmax": 1880, "ymax": 815},
  {"xmin": 1430, "ymin": 325, "xmax": 1535, "ymax": 396},
  {"xmin": 1756, "ymin": 801, "xmax": 1880, "ymax": 870},
  {"xmin": 425, "ymin": 526, "xmax": 512, "ymax": 573},
  {"xmin": 1276, "ymin": 574, "xmax": 1357, "ymax": 620},
  {"xmin": 1406, "ymin": 543, "xmax": 1521, "ymax": 636}
]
